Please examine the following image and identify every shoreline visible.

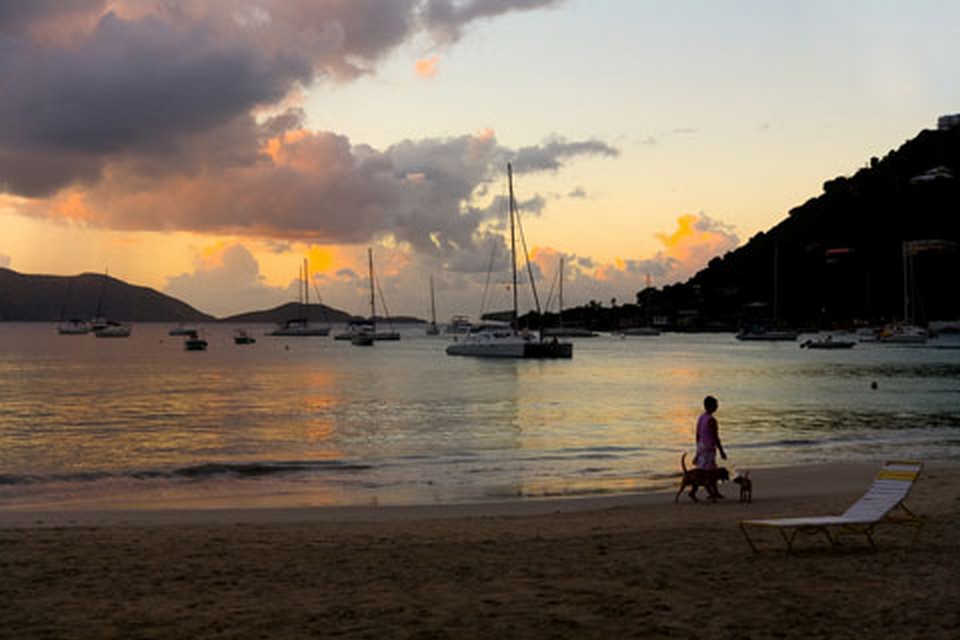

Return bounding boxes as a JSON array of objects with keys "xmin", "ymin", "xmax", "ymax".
[
  {"xmin": 0, "ymin": 460, "xmax": 944, "ymax": 529},
  {"xmin": 2, "ymin": 460, "xmax": 958, "ymax": 639}
]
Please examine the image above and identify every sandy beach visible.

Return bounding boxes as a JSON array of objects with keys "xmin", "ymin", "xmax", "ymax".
[{"xmin": 2, "ymin": 461, "xmax": 958, "ymax": 639}]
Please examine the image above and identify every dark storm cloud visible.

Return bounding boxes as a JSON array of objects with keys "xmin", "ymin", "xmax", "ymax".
[
  {"xmin": 0, "ymin": 11, "xmax": 312, "ymax": 196},
  {"xmin": 0, "ymin": 0, "xmax": 105, "ymax": 35},
  {"xmin": 422, "ymin": 0, "xmax": 563, "ymax": 43},
  {"xmin": 0, "ymin": 0, "xmax": 571, "ymax": 198}
]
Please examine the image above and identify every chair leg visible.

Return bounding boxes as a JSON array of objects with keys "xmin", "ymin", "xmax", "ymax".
[
  {"xmin": 740, "ymin": 523, "xmax": 759, "ymax": 553},
  {"xmin": 864, "ymin": 526, "xmax": 877, "ymax": 550}
]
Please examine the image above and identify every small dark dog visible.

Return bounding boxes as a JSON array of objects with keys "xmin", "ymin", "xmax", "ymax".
[
  {"xmin": 675, "ymin": 452, "xmax": 730, "ymax": 503},
  {"xmin": 732, "ymin": 470, "xmax": 752, "ymax": 503}
]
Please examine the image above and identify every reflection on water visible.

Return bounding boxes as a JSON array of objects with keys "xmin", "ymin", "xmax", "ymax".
[{"xmin": 0, "ymin": 324, "xmax": 958, "ymax": 509}]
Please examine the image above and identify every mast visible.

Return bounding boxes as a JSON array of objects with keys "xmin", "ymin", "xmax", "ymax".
[
  {"xmin": 508, "ymin": 163, "xmax": 518, "ymax": 331},
  {"xmin": 95, "ymin": 269, "xmax": 108, "ymax": 318},
  {"xmin": 558, "ymin": 257, "xmax": 564, "ymax": 330},
  {"xmin": 773, "ymin": 242, "xmax": 779, "ymax": 326},
  {"xmin": 59, "ymin": 279, "xmax": 73, "ymax": 322},
  {"xmin": 429, "ymin": 275, "xmax": 437, "ymax": 329},
  {"xmin": 368, "ymin": 247, "xmax": 376, "ymax": 333},
  {"xmin": 902, "ymin": 241, "xmax": 909, "ymax": 323},
  {"xmin": 303, "ymin": 258, "xmax": 309, "ymax": 322}
]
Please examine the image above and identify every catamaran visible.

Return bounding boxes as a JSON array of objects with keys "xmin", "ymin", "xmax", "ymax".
[{"xmin": 447, "ymin": 164, "xmax": 572, "ymax": 359}]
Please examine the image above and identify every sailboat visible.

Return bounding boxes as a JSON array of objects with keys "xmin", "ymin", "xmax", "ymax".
[
  {"xmin": 337, "ymin": 248, "xmax": 400, "ymax": 343},
  {"xmin": 878, "ymin": 241, "xmax": 929, "ymax": 344},
  {"xmin": 268, "ymin": 259, "xmax": 331, "ymax": 336},
  {"xmin": 736, "ymin": 242, "xmax": 797, "ymax": 341},
  {"xmin": 446, "ymin": 164, "xmax": 572, "ymax": 358},
  {"xmin": 426, "ymin": 276, "xmax": 440, "ymax": 335},
  {"xmin": 90, "ymin": 270, "xmax": 132, "ymax": 338},
  {"xmin": 541, "ymin": 257, "xmax": 597, "ymax": 338},
  {"xmin": 57, "ymin": 279, "xmax": 91, "ymax": 335}
]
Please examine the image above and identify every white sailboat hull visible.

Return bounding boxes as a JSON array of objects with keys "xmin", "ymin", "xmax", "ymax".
[
  {"xmin": 446, "ymin": 337, "xmax": 528, "ymax": 357},
  {"xmin": 269, "ymin": 325, "xmax": 331, "ymax": 336},
  {"xmin": 446, "ymin": 329, "xmax": 572, "ymax": 358}
]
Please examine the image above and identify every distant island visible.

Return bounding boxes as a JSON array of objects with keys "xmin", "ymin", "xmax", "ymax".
[
  {"xmin": 0, "ymin": 269, "xmax": 214, "ymax": 323},
  {"xmin": 0, "ymin": 268, "xmax": 425, "ymax": 324}
]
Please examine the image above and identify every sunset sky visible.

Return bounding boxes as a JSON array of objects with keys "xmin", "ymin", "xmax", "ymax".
[{"xmin": 1, "ymin": 0, "xmax": 958, "ymax": 318}]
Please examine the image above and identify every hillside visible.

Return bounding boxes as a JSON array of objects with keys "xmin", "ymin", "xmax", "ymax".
[
  {"xmin": 221, "ymin": 303, "xmax": 355, "ymax": 325},
  {"xmin": 554, "ymin": 124, "xmax": 960, "ymax": 331},
  {"xmin": 222, "ymin": 303, "xmax": 424, "ymax": 325},
  {"xmin": 0, "ymin": 269, "xmax": 215, "ymax": 322}
]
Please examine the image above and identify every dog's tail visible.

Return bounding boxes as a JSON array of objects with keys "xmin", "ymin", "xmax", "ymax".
[{"xmin": 681, "ymin": 451, "xmax": 688, "ymax": 473}]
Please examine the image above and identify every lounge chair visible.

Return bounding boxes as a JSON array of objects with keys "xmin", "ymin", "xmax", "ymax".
[{"xmin": 739, "ymin": 460, "xmax": 924, "ymax": 552}]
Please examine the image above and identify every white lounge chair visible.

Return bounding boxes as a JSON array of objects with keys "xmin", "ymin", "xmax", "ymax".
[{"xmin": 740, "ymin": 460, "xmax": 924, "ymax": 552}]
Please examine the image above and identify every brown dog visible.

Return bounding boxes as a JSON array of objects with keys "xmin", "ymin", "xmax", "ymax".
[
  {"xmin": 675, "ymin": 452, "xmax": 730, "ymax": 503},
  {"xmin": 733, "ymin": 471, "xmax": 752, "ymax": 503}
]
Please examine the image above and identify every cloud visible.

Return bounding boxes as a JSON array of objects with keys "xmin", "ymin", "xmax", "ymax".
[
  {"xmin": 510, "ymin": 138, "xmax": 619, "ymax": 174},
  {"xmin": 422, "ymin": 0, "xmax": 564, "ymax": 44},
  {"xmin": 415, "ymin": 54, "xmax": 440, "ymax": 78},
  {"xmin": 522, "ymin": 213, "xmax": 740, "ymax": 309},
  {"xmin": 15, "ymin": 128, "xmax": 617, "ymax": 276},
  {"xmin": 164, "ymin": 243, "xmax": 290, "ymax": 317},
  {"xmin": 0, "ymin": 0, "xmax": 567, "ymax": 198},
  {"xmin": 654, "ymin": 213, "xmax": 739, "ymax": 279},
  {"xmin": 0, "ymin": 252, "xmax": 10, "ymax": 267}
]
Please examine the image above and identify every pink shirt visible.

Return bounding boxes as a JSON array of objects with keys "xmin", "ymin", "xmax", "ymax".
[{"xmin": 694, "ymin": 412, "xmax": 719, "ymax": 469}]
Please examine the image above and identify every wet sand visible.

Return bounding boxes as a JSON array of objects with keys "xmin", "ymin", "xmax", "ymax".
[{"xmin": 2, "ymin": 462, "xmax": 958, "ymax": 639}]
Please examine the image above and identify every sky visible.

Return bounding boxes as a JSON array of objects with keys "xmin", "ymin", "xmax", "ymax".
[{"xmin": 1, "ymin": 0, "xmax": 959, "ymax": 319}]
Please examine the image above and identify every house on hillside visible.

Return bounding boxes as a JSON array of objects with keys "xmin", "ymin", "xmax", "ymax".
[{"xmin": 937, "ymin": 113, "xmax": 960, "ymax": 130}]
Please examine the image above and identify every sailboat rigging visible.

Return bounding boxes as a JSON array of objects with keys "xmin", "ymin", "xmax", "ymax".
[
  {"xmin": 542, "ymin": 257, "xmax": 597, "ymax": 338},
  {"xmin": 736, "ymin": 242, "xmax": 798, "ymax": 341},
  {"xmin": 337, "ymin": 248, "xmax": 400, "ymax": 343},
  {"xmin": 426, "ymin": 275, "xmax": 440, "ymax": 335},
  {"xmin": 91, "ymin": 270, "xmax": 132, "ymax": 338},
  {"xmin": 57, "ymin": 278, "xmax": 91, "ymax": 335},
  {"xmin": 268, "ymin": 258, "xmax": 331, "ymax": 336},
  {"xmin": 446, "ymin": 164, "xmax": 572, "ymax": 358}
]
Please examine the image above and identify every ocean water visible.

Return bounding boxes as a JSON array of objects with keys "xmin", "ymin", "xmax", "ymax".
[{"xmin": 1, "ymin": 323, "xmax": 958, "ymax": 511}]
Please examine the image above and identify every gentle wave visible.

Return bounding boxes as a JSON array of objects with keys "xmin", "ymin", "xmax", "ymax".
[{"xmin": 0, "ymin": 459, "xmax": 372, "ymax": 486}]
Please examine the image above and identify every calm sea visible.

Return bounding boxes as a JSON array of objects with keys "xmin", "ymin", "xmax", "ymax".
[{"xmin": 1, "ymin": 323, "xmax": 958, "ymax": 511}]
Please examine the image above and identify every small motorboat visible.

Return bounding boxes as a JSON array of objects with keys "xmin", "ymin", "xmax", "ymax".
[
  {"xmin": 234, "ymin": 329, "xmax": 256, "ymax": 345},
  {"xmin": 800, "ymin": 336, "xmax": 855, "ymax": 349},
  {"xmin": 183, "ymin": 330, "xmax": 208, "ymax": 351}
]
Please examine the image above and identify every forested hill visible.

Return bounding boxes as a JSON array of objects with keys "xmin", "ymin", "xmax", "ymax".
[
  {"xmin": 561, "ymin": 124, "xmax": 960, "ymax": 331},
  {"xmin": 0, "ymin": 269, "xmax": 215, "ymax": 322}
]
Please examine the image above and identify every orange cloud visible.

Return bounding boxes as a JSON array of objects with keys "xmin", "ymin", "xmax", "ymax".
[
  {"xmin": 199, "ymin": 241, "xmax": 228, "ymax": 264},
  {"xmin": 305, "ymin": 245, "xmax": 343, "ymax": 275},
  {"xmin": 263, "ymin": 129, "xmax": 312, "ymax": 165},
  {"xmin": 655, "ymin": 213, "xmax": 739, "ymax": 270},
  {"xmin": 50, "ymin": 190, "xmax": 96, "ymax": 222},
  {"xmin": 414, "ymin": 55, "xmax": 440, "ymax": 78}
]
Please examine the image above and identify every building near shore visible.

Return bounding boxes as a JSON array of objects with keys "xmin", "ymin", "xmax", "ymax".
[{"xmin": 938, "ymin": 113, "xmax": 960, "ymax": 130}]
